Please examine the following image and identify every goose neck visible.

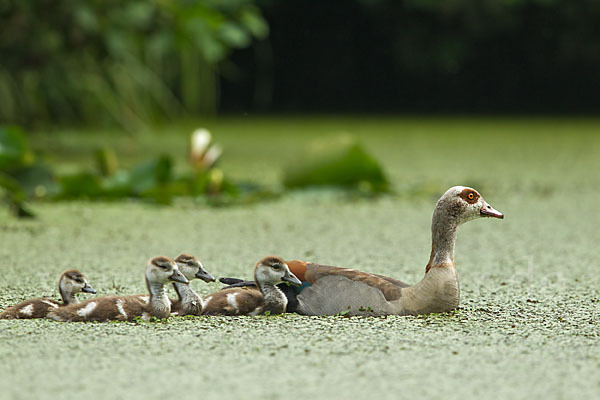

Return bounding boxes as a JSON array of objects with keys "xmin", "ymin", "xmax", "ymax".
[
  {"xmin": 173, "ymin": 282, "xmax": 201, "ymax": 304},
  {"xmin": 429, "ymin": 209, "xmax": 459, "ymax": 267},
  {"xmin": 59, "ymin": 281, "xmax": 79, "ymax": 305},
  {"xmin": 146, "ymin": 279, "xmax": 169, "ymax": 307},
  {"xmin": 258, "ymin": 282, "xmax": 287, "ymax": 314}
]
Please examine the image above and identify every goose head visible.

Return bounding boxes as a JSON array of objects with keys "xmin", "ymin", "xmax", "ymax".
[
  {"xmin": 435, "ymin": 186, "xmax": 503, "ymax": 225},
  {"xmin": 60, "ymin": 270, "xmax": 96, "ymax": 295},
  {"xmin": 254, "ymin": 256, "xmax": 302, "ymax": 287},
  {"xmin": 174, "ymin": 253, "xmax": 215, "ymax": 283},
  {"xmin": 146, "ymin": 256, "xmax": 189, "ymax": 285}
]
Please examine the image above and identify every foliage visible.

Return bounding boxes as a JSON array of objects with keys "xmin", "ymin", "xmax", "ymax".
[
  {"xmin": 283, "ymin": 136, "xmax": 389, "ymax": 193},
  {"xmin": 0, "ymin": 125, "xmax": 280, "ymax": 217},
  {"xmin": 230, "ymin": 0, "xmax": 600, "ymax": 113},
  {"xmin": 0, "ymin": 124, "xmax": 394, "ymax": 217},
  {"xmin": 0, "ymin": 125, "xmax": 49, "ymax": 216},
  {"xmin": 0, "ymin": 0, "xmax": 268, "ymax": 129}
]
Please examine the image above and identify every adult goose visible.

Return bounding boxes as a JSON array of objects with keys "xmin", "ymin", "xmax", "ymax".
[
  {"xmin": 202, "ymin": 256, "xmax": 301, "ymax": 316},
  {"xmin": 48, "ymin": 257, "xmax": 188, "ymax": 322},
  {"xmin": 0, "ymin": 270, "xmax": 96, "ymax": 319},
  {"xmin": 222, "ymin": 186, "xmax": 504, "ymax": 316},
  {"xmin": 170, "ymin": 253, "xmax": 215, "ymax": 316}
]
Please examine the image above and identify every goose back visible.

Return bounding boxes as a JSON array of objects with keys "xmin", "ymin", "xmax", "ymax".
[
  {"xmin": 201, "ymin": 287, "xmax": 266, "ymax": 316},
  {"xmin": 47, "ymin": 294, "xmax": 165, "ymax": 322},
  {"xmin": 0, "ymin": 298, "xmax": 62, "ymax": 319},
  {"xmin": 48, "ymin": 256, "xmax": 187, "ymax": 322},
  {"xmin": 0, "ymin": 270, "xmax": 95, "ymax": 319},
  {"xmin": 202, "ymin": 256, "xmax": 299, "ymax": 316}
]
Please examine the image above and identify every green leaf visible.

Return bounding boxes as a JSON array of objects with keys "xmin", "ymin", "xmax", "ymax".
[
  {"xmin": 129, "ymin": 155, "xmax": 173, "ymax": 195},
  {"xmin": 0, "ymin": 125, "xmax": 33, "ymax": 170},
  {"xmin": 218, "ymin": 22, "xmax": 251, "ymax": 48},
  {"xmin": 58, "ymin": 172, "xmax": 103, "ymax": 199},
  {"xmin": 283, "ymin": 136, "xmax": 389, "ymax": 192},
  {"xmin": 94, "ymin": 147, "xmax": 119, "ymax": 177},
  {"xmin": 0, "ymin": 172, "xmax": 35, "ymax": 218},
  {"xmin": 101, "ymin": 170, "xmax": 133, "ymax": 198},
  {"xmin": 9, "ymin": 163, "xmax": 57, "ymax": 199},
  {"xmin": 0, "ymin": 172, "xmax": 25, "ymax": 203},
  {"xmin": 239, "ymin": 8, "xmax": 269, "ymax": 39}
]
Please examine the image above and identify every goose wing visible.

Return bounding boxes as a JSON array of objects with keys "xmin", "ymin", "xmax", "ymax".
[
  {"xmin": 291, "ymin": 262, "xmax": 406, "ymax": 316},
  {"xmin": 201, "ymin": 287, "xmax": 265, "ymax": 316}
]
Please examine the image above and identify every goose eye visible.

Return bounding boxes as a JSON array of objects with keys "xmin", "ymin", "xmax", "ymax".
[{"xmin": 467, "ymin": 192, "xmax": 474, "ymax": 200}]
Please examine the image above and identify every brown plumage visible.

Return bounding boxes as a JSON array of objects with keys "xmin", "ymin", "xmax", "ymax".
[
  {"xmin": 202, "ymin": 256, "xmax": 301, "ymax": 316},
  {"xmin": 48, "ymin": 257, "xmax": 188, "ymax": 322},
  {"xmin": 0, "ymin": 270, "xmax": 96, "ymax": 319},
  {"xmin": 201, "ymin": 286, "xmax": 267, "ymax": 316}
]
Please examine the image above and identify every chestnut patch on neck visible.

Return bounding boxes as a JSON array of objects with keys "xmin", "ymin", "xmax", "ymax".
[
  {"xmin": 458, "ymin": 188, "xmax": 479, "ymax": 204},
  {"xmin": 425, "ymin": 262, "xmax": 455, "ymax": 273}
]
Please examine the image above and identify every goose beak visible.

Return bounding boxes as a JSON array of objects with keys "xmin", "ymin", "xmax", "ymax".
[
  {"xmin": 282, "ymin": 269, "xmax": 302, "ymax": 286},
  {"xmin": 195, "ymin": 269, "xmax": 216, "ymax": 283},
  {"xmin": 169, "ymin": 269, "xmax": 189, "ymax": 284},
  {"xmin": 480, "ymin": 201, "xmax": 504, "ymax": 219},
  {"xmin": 82, "ymin": 283, "xmax": 96, "ymax": 294}
]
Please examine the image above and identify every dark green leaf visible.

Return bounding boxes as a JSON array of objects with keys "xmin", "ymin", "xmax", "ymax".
[
  {"xmin": 0, "ymin": 172, "xmax": 35, "ymax": 218},
  {"xmin": 0, "ymin": 126, "xmax": 33, "ymax": 170},
  {"xmin": 129, "ymin": 155, "xmax": 173, "ymax": 195},
  {"xmin": 58, "ymin": 173, "xmax": 103, "ymax": 199},
  {"xmin": 101, "ymin": 170, "xmax": 133, "ymax": 198},
  {"xmin": 283, "ymin": 136, "xmax": 389, "ymax": 192},
  {"xmin": 9, "ymin": 163, "xmax": 57, "ymax": 199}
]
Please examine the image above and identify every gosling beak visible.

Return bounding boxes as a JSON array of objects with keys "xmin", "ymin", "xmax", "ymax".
[
  {"xmin": 281, "ymin": 268, "xmax": 302, "ymax": 286},
  {"xmin": 480, "ymin": 201, "xmax": 504, "ymax": 219},
  {"xmin": 195, "ymin": 269, "xmax": 216, "ymax": 283},
  {"xmin": 169, "ymin": 269, "xmax": 189, "ymax": 284},
  {"xmin": 82, "ymin": 283, "xmax": 96, "ymax": 294}
]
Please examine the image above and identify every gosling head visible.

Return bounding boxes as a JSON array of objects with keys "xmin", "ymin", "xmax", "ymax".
[
  {"xmin": 147, "ymin": 256, "xmax": 189, "ymax": 285},
  {"xmin": 174, "ymin": 254, "xmax": 215, "ymax": 283},
  {"xmin": 436, "ymin": 186, "xmax": 504, "ymax": 225},
  {"xmin": 60, "ymin": 270, "xmax": 96, "ymax": 295},
  {"xmin": 254, "ymin": 256, "xmax": 302, "ymax": 287}
]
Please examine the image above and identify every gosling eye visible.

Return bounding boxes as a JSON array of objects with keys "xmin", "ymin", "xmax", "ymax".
[
  {"xmin": 187, "ymin": 260, "xmax": 195, "ymax": 266},
  {"xmin": 272, "ymin": 264, "xmax": 283, "ymax": 271}
]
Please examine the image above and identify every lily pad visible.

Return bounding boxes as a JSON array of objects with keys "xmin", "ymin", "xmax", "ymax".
[
  {"xmin": 129, "ymin": 155, "xmax": 173, "ymax": 195},
  {"xmin": 283, "ymin": 136, "xmax": 389, "ymax": 192}
]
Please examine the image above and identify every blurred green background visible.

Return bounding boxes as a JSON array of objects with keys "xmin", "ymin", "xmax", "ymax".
[
  {"xmin": 2, "ymin": 0, "xmax": 600, "ymax": 128},
  {"xmin": 1, "ymin": 0, "xmax": 599, "ymax": 213}
]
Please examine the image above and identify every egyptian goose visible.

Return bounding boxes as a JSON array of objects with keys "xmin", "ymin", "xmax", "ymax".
[
  {"xmin": 48, "ymin": 256, "xmax": 188, "ymax": 322},
  {"xmin": 170, "ymin": 253, "xmax": 215, "ymax": 316},
  {"xmin": 222, "ymin": 186, "xmax": 503, "ymax": 316},
  {"xmin": 0, "ymin": 270, "xmax": 96, "ymax": 319},
  {"xmin": 202, "ymin": 256, "xmax": 301, "ymax": 316}
]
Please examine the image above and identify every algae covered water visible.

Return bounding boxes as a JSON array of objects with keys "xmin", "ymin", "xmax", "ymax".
[{"xmin": 0, "ymin": 117, "xmax": 599, "ymax": 400}]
